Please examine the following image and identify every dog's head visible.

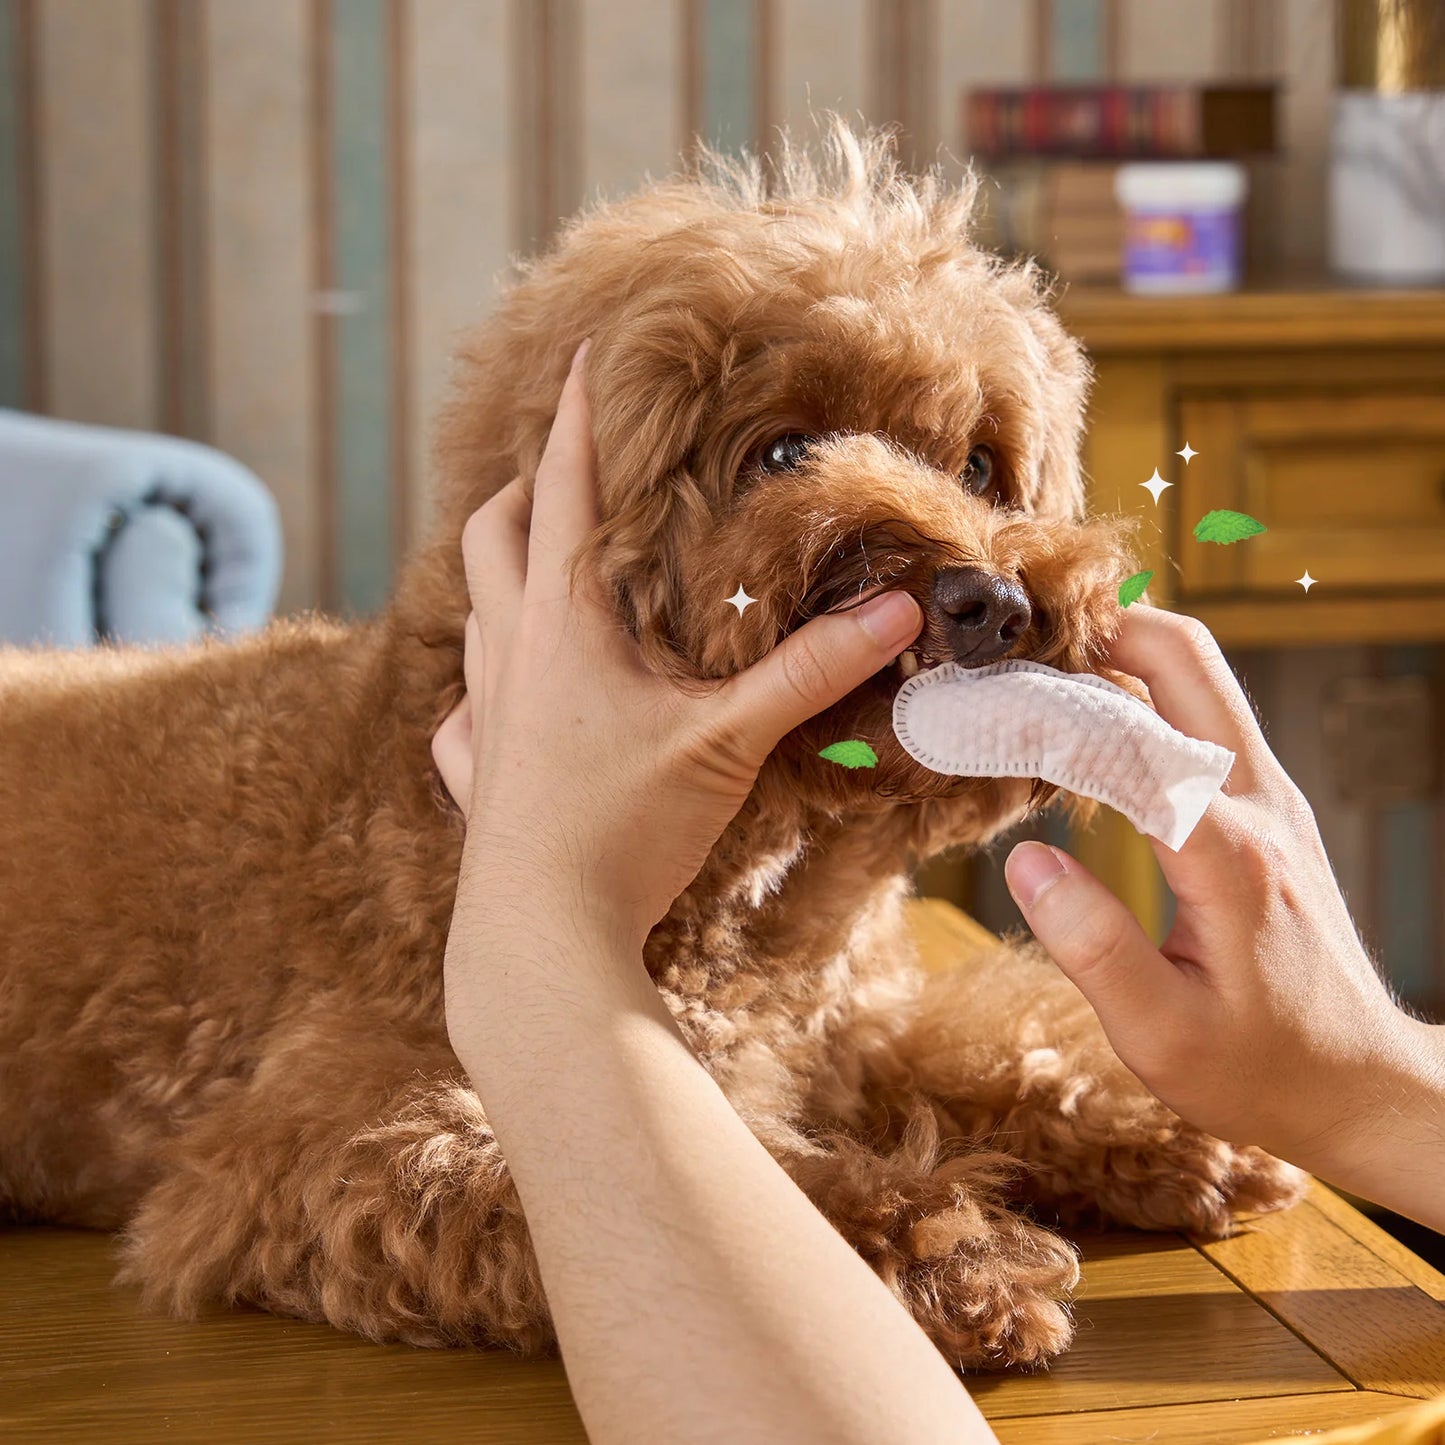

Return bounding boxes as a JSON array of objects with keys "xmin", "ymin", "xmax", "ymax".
[{"xmin": 428, "ymin": 122, "xmax": 1143, "ymax": 852}]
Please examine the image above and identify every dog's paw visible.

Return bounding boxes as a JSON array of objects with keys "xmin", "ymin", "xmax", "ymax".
[
  {"xmin": 892, "ymin": 1198, "xmax": 1080, "ymax": 1369},
  {"xmin": 836, "ymin": 1172, "xmax": 1081, "ymax": 1372},
  {"xmin": 1031, "ymin": 1103, "xmax": 1310, "ymax": 1236},
  {"xmin": 1091, "ymin": 1130, "xmax": 1308, "ymax": 1237}
]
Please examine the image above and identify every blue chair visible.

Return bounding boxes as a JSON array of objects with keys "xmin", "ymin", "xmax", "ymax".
[{"xmin": 0, "ymin": 409, "xmax": 283, "ymax": 649}]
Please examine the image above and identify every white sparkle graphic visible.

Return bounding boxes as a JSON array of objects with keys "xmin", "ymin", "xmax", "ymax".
[
  {"xmin": 1176, "ymin": 442, "xmax": 1197, "ymax": 464},
  {"xmin": 1296, "ymin": 570, "xmax": 1317, "ymax": 593},
  {"xmin": 1141, "ymin": 469, "xmax": 1172, "ymax": 504},
  {"xmin": 726, "ymin": 585, "xmax": 758, "ymax": 615}
]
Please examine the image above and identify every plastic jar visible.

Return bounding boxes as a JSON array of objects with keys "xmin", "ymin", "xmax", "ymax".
[{"xmin": 1114, "ymin": 162, "xmax": 1248, "ymax": 294}]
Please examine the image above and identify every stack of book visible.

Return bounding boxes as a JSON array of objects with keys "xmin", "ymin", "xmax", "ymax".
[
  {"xmin": 966, "ymin": 85, "xmax": 1276, "ymax": 285},
  {"xmin": 967, "ymin": 85, "xmax": 1276, "ymax": 161}
]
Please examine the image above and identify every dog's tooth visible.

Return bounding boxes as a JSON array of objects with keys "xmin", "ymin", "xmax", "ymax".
[{"xmin": 899, "ymin": 650, "xmax": 920, "ymax": 678}]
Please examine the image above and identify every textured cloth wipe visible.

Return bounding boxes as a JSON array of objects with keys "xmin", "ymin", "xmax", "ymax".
[{"xmin": 892, "ymin": 658, "xmax": 1235, "ymax": 851}]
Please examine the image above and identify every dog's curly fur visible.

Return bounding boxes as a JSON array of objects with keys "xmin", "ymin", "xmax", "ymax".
[{"xmin": 0, "ymin": 122, "xmax": 1304, "ymax": 1369}]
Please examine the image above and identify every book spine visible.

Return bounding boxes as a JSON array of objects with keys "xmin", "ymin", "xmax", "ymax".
[{"xmin": 967, "ymin": 85, "xmax": 1234, "ymax": 159}]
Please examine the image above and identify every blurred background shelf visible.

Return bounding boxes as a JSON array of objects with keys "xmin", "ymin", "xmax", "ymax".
[{"xmin": 1059, "ymin": 285, "xmax": 1445, "ymax": 350}]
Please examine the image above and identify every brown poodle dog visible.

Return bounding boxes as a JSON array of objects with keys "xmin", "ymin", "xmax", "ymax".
[{"xmin": 0, "ymin": 123, "xmax": 1304, "ymax": 1370}]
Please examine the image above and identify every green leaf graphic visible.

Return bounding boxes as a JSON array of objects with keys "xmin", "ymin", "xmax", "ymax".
[
  {"xmin": 818, "ymin": 740, "xmax": 879, "ymax": 770},
  {"xmin": 1118, "ymin": 570, "xmax": 1154, "ymax": 608},
  {"xmin": 1193, "ymin": 510, "xmax": 1267, "ymax": 545}
]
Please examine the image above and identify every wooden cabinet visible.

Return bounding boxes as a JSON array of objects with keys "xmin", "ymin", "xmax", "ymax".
[
  {"xmin": 1178, "ymin": 391, "xmax": 1445, "ymax": 597},
  {"xmin": 1038, "ymin": 288, "xmax": 1445, "ymax": 936}
]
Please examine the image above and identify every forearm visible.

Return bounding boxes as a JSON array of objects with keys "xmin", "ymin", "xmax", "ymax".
[
  {"xmin": 445, "ymin": 893, "xmax": 996, "ymax": 1445},
  {"xmin": 1302, "ymin": 1016, "xmax": 1445, "ymax": 1234}
]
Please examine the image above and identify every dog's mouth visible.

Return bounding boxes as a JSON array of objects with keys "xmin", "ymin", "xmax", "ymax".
[
  {"xmin": 825, "ymin": 596, "xmax": 948, "ymax": 693},
  {"xmin": 804, "ymin": 557, "xmax": 1042, "ymax": 698},
  {"xmin": 816, "ymin": 577, "xmax": 944, "ymax": 686},
  {"xmin": 827, "ymin": 601, "xmax": 1016, "ymax": 696},
  {"xmin": 893, "ymin": 645, "xmax": 946, "ymax": 681}
]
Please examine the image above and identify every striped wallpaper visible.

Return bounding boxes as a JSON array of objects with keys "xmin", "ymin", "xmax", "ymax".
[{"xmin": 3, "ymin": 0, "xmax": 1441, "ymax": 1009}]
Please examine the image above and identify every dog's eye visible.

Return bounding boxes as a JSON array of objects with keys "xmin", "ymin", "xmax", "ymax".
[
  {"xmin": 960, "ymin": 446, "xmax": 996, "ymax": 497},
  {"xmin": 759, "ymin": 433, "xmax": 818, "ymax": 474}
]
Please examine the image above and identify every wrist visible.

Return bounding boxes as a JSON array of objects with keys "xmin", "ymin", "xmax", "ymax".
[
  {"xmin": 457, "ymin": 829, "xmax": 647, "ymax": 956},
  {"xmin": 1296, "ymin": 1010, "xmax": 1445, "ymax": 1222},
  {"xmin": 445, "ymin": 923, "xmax": 680, "ymax": 1148},
  {"xmin": 443, "ymin": 873, "xmax": 658, "ymax": 1068},
  {"xmin": 445, "ymin": 895, "xmax": 649, "ymax": 1018}
]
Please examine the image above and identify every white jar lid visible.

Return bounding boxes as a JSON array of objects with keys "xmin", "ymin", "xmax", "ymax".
[{"xmin": 1115, "ymin": 161, "xmax": 1248, "ymax": 210}]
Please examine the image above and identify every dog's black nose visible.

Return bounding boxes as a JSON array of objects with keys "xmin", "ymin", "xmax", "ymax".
[{"xmin": 932, "ymin": 566, "xmax": 1032, "ymax": 666}]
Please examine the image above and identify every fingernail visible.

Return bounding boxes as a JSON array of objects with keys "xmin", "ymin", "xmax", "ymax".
[
  {"xmin": 1006, "ymin": 841, "xmax": 1067, "ymax": 907},
  {"xmin": 570, "ymin": 338, "xmax": 592, "ymax": 371},
  {"xmin": 856, "ymin": 590, "xmax": 921, "ymax": 649}
]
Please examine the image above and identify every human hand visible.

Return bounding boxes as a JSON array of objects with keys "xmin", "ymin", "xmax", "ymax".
[
  {"xmin": 431, "ymin": 341, "xmax": 923, "ymax": 954},
  {"xmin": 1002, "ymin": 606, "xmax": 1430, "ymax": 1185}
]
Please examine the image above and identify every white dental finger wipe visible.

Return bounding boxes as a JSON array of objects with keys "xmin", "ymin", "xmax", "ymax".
[{"xmin": 891, "ymin": 658, "xmax": 1236, "ymax": 851}]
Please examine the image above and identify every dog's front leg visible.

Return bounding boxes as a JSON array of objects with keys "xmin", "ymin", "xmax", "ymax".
[
  {"xmin": 862, "ymin": 939, "xmax": 1307, "ymax": 1236},
  {"xmin": 118, "ymin": 1008, "xmax": 555, "ymax": 1351}
]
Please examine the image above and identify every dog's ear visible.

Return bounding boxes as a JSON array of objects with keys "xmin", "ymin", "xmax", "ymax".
[
  {"xmin": 996, "ymin": 264, "xmax": 1092, "ymax": 525},
  {"xmin": 1025, "ymin": 302, "xmax": 1091, "ymax": 524},
  {"xmin": 586, "ymin": 315, "xmax": 719, "ymax": 509},
  {"xmin": 427, "ymin": 180, "xmax": 740, "ymax": 550},
  {"xmin": 569, "ymin": 322, "xmax": 720, "ymax": 673},
  {"xmin": 568, "ymin": 475, "xmax": 705, "ymax": 674}
]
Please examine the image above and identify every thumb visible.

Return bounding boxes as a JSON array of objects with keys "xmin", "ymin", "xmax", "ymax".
[
  {"xmin": 718, "ymin": 590, "xmax": 922, "ymax": 758},
  {"xmin": 1004, "ymin": 841, "xmax": 1190, "ymax": 1047}
]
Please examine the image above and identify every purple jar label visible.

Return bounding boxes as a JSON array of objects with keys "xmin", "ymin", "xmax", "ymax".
[{"xmin": 1124, "ymin": 208, "xmax": 1241, "ymax": 285}]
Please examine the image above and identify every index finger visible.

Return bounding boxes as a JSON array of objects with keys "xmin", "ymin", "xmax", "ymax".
[
  {"xmin": 527, "ymin": 340, "xmax": 599, "ymax": 589},
  {"xmin": 1103, "ymin": 605, "xmax": 1282, "ymax": 802}
]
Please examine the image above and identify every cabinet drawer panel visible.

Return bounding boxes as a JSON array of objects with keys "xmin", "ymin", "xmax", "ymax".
[{"xmin": 1176, "ymin": 392, "xmax": 1445, "ymax": 595}]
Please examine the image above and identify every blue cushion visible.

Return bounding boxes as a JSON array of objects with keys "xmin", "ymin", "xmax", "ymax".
[{"xmin": 0, "ymin": 409, "xmax": 283, "ymax": 649}]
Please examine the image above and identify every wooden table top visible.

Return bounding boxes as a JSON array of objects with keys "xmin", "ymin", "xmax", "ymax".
[
  {"xmin": 6, "ymin": 903, "xmax": 1444, "ymax": 1443},
  {"xmin": 5, "ymin": 1164, "xmax": 1441, "ymax": 1442}
]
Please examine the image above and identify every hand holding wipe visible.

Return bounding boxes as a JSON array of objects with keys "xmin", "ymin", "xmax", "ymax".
[
  {"xmin": 891, "ymin": 658, "xmax": 1235, "ymax": 850},
  {"xmin": 981, "ymin": 607, "xmax": 1445, "ymax": 1248}
]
